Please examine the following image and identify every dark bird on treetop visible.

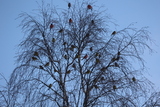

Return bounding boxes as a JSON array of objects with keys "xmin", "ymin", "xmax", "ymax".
[
  {"xmin": 50, "ymin": 24, "xmax": 54, "ymax": 30},
  {"xmin": 83, "ymin": 54, "xmax": 88, "ymax": 59},
  {"xmin": 111, "ymin": 31, "xmax": 116, "ymax": 35},
  {"xmin": 69, "ymin": 18, "xmax": 73, "ymax": 23},
  {"xmin": 68, "ymin": 3, "xmax": 71, "ymax": 9},
  {"xmin": 87, "ymin": 5, "xmax": 92, "ymax": 10}
]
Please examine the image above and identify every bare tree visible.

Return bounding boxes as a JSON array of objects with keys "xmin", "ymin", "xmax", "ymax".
[{"xmin": 9, "ymin": 1, "xmax": 154, "ymax": 107}]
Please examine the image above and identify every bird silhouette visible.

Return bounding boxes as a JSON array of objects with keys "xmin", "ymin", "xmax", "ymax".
[
  {"xmin": 111, "ymin": 31, "xmax": 116, "ymax": 35},
  {"xmin": 87, "ymin": 5, "xmax": 92, "ymax": 10},
  {"xmin": 83, "ymin": 54, "xmax": 88, "ymax": 59},
  {"xmin": 68, "ymin": 3, "xmax": 71, "ymax": 9},
  {"xmin": 69, "ymin": 18, "xmax": 73, "ymax": 23},
  {"xmin": 50, "ymin": 24, "xmax": 54, "ymax": 30}
]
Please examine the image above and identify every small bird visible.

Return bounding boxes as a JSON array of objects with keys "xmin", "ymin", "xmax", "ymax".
[
  {"xmin": 39, "ymin": 65, "xmax": 44, "ymax": 69},
  {"xmin": 50, "ymin": 24, "xmax": 54, "ymax": 30},
  {"xmin": 58, "ymin": 29, "xmax": 64, "ymax": 33},
  {"xmin": 94, "ymin": 85, "xmax": 99, "ymax": 89},
  {"xmin": 86, "ymin": 33, "xmax": 90, "ymax": 37},
  {"xmin": 66, "ymin": 70, "xmax": 71, "ymax": 74},
  {"xmin": 113, "ymin": 85, "xmax": 117, "ymax": 91},
  {"xmin": 83, "ymin": 54, "xmax": 88, "ymax": 59},
  {"xmin": 111, "ymin": 31, "xmax": 116, "ymax": 35},
  {"xmin": 48, "ymin": 84, "xmax": 52, "ymax": 89},
  {"xmin": 68, "ymin": 3, "xmax": 71, "ymax": 9},
  {"xmin": 63, "ymin": 55, "xmax": 68, "ymax": 59},
  {"xmin": 75, "ymin": 54, "xmax": 80, "ymax": 58},
  {"xmin": 32, "ymin": 57, "xmax": 38, "ymax": 61},
  {"xmin": 72, "ymin": 63, "xmax": 76, "ymax": 69},
  {"xmin": 132, "ymin": 77, "xmax": 136, "ymax": 82},
  {"xmin": 85, "ymin": 70, "xmax": 91, "ymax": 74},
  {"xmin": 52, "ymin": 38, "xmax": 56, "ymax": 42},
  {"xmin": 95, "ymin": 58, "xmax": 100, "ymax": 63},
  {"xmin": 63, "ymin": 42, "xmax": 67, "ymax": 45},
  {"xmin": 87, "ymin": 5, "xmax": 92, "ymax": 10},
  {"xmin": 114, "ymin": 62, "xmax": 119, "ymax": 67},
  {"xmin": 44, "ymin": 62, "xmax": 49, "ymax": 67},
  {"xmin": 69, "ymin": 18, "xmax": 73, "ymax": 23},
  {"xmin": 34, "ymin": 52, "xmax": 39, "ymax": 56},
  {"xmin": 71, "ymin": 45, "xmax": 76, "ymax": 48},
  {"xmin": 91, "ymin": 20, "xmax": 94, "ymax": 24},
  {"xmin": 118, "ymin": 51, "xmax": 120, "ymax": 56},
  {"xmin": 54, "ymin": 69, "xmax": 58, "ymax": 72},
  {"xmin": 90, "ymin": 47, "xmax": 93, "ymax": 51}
]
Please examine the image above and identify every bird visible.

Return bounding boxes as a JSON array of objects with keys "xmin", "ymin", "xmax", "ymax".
[
  {"xmin": 44, "ymin": 62, "xmax": 49, "ymax": 67},
  {"xmin": 54, "ymin": 69, "xmax": 58, "ymax": 72},
  {"xmin": 118, "ymin": 51, "xmax": 121, "ymax": 56},
  {"xmin": 101, "ymin": 76, "xmax": 105, "ymax": 81},
  {"xmin": 52, "ymin": 38, "xmax": 56, "ymax": 42},
  {"xmin": 85, "ymin": 70, "xmax": 91, "ymax": 74},
  {"xmin": 50, "ymin": 24, "xmax": 54, "ymax": 30},
  {"xmin": 75, "ymin": 54, "xmax": 80, "ymax": 58},
  {"xmin": 90, "ymin": 47, "xmax": 93, "ymax": 51},
  {"xmin": 48, "ymin": 84, "xmax": 52, "ymax": 89},
  {"xmin": 69, "ymin": 18, "xmax": 73, "ymax": 23},
  {"xmin": 59, "ymin": 29, "xmax": 64, "ymax": 33},
  {"xmin": 113, "ymin": 85, "xmax": 117, "ymax": 91},
  {"xmin": 34, "ymin": 52, "xmax": 39, "ymax": 56},
  {"xmin": 83, "ymin": 54, "xmax": 88, "ymax": 59},
  {"xmin": 114, "ymin": 62, "xmax": 119, "ymax": 67},
  {"xmin": 94, "ymin": 85, "xmax": 99, "ymax": 89},
  {"xmin": 111, "ymin": 31, "xmax": 116, "ymax": 35},
  {"xmin": 72, "ymin": 63, "xmax": 76, "ymax": 69},
  {"xmin": 86, "ymin": 33, "xmax": 90, "ymax": 37},
  {"xmin": 91, "ymin": 20, "xmax": 94, "ymax": 24},
  {"xmin": 68, "ymin": 3, "xmax": 71, "ymax": 9},
  {"xmin": 66, "ymin": 70, "xmax": 71, "ymax": 74},
  {"xmin": 95, "ymin": 58, "xmax": 100, "ymax": 63},
  {"xmin": 87, "ymin": 5, "xmax": 92, "ymax": 10},
  {"xmin": 39, "ymin": 65, "xmax": 44, "ymax": 69},
  {"xmin": 32, "ymin": 57, "xmax": 38, "ymax": 61},
  {"xmin": 132, "ymin": 77, "xmax": 136, "ymax": 82},
  {"xmin": 63, "ymin": 42, "xmax": 67, "ymax": 45}
]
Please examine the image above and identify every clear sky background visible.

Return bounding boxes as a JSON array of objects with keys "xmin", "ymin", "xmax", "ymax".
[{"xmin": 0, "ymin": 0, "xmax": 160, "ymax": 90}]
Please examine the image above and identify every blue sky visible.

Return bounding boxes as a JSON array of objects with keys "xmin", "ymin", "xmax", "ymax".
[{"xmin": 0, "ymin": 0, "xmax": 160, "ymax": 90}]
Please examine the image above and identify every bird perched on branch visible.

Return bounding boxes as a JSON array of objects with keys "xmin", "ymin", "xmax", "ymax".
[
  {"xmin": 50, "ymin": 24, "xmax": 54, "ymax": 30},
  {"xmin": 48, "ymin": 84, "xmax": 52, "ymax": 90},
  {"xmin": 44, "ymin": 62, "xmax": 49, "ymax": 67},
  {"xmin": 58, "ymin": 29, "xmax": 64, "ymax": 33},
  {"xmin": 91, "ymin": 20, "xmax": 94, "ymax": 25},
  {"xmin": 39, "ymin": 65, "xmax": 44, "ymax": 69},
  {"xmin": 34, "ymin": 52, "xmax": 39, "ymax": 56},
  {"xmin": 85, "ymin": 70, "xmax": 91, "ymax": 74},
  {"xmin": 32, "ymin": 57, "xmax": 38, "ymax": 61},
  {"xmin": 113, "ymin": 85, "xmax": 117, "ymax": 91},
  {"xmin": 83, "ymin": 54, "xmax": 88, "ymax": 59},
  {"xmin": 87, "ymin": 5, "xmax": 92, "ymax": 10},
  {"xmin": 68, "ymin": 3, "xmax": 71, "ymax": 9},
  {"xmin": 69, "ymin": 18, "xmax": 73, "ymax": 24},
  {"xmin": 89, "ymin": 47, "xmax": 93, "ymax": 51},
  {"xmin": 132, "ymin": 77, "xmax": 136, "ymax": 82},
  {"xmin": 111, "ymin": 31, "xmax": 116, "ymax": 35},
  {"xmin": 66, "ymin": 70, "xmax": 71, "ymax": 74},
  {"xmin": 52, "ymin": 38, "xmax": 56, "ymax": 42}
]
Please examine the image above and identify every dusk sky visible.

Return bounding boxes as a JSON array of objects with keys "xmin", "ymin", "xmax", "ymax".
[{"xmin": 0, "ymin": 0, "xmax": 160, "ymax": 90}]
